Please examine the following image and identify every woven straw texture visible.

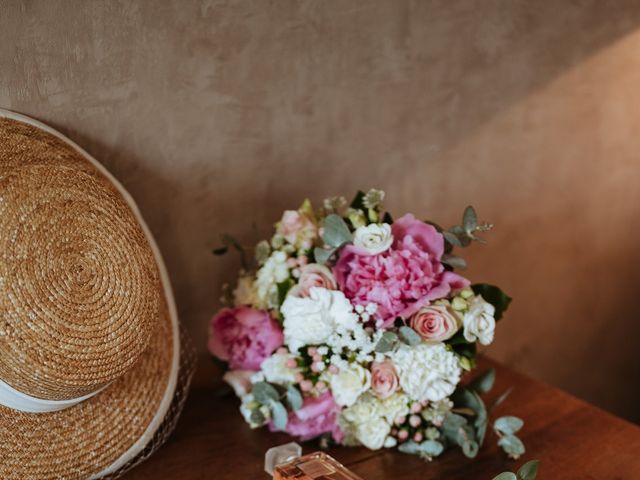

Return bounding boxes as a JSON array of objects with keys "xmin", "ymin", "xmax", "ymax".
[
  {"xmin": 0, "ymin": 114, "xmax": 196, "ymax": 479},
  {"xmin": 0, "ymin": 118, "xmax": 160, "ymax": 401}
]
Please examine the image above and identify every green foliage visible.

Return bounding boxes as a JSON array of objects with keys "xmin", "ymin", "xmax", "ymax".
[
  {"xmin": 494, "ymin": 416, "xmax": 524, "ymax": 436},
  {"xmin": 398, "ymin": 326, "xmax": 422, "ymax": 346},
  {"xmin": 313, "ymin": 246, "xmax": 336, "ymax": 265},
  {"xmin": 350, "ymin": 190, "xmax": 366, "ymax": 210},
  {"xmin": 374, "ymin": 331, "xmax": 399, "ymax": 353},
  {"xmin": 398, "ymin": 440, "xmax": 444, "ymax": 459},
  {"xmin": 270, "ymin": 400, "xmax": 288, "ymax": 430},
  {"xmin": 468, "ymin": 368, "xmax": 496, "ymax": 395},
  {"xmin": 498, "ymin": 435, "xmax": 526, "ymax": 459},
  {"xmin": 285, "ymin": 385, "xmax": 303, "ymax": 411},
  {"xmin": 492, "ymin": 459, "xmax": 540, "ymax": 480},
  {"xmin": 471, "ymin": 284, "xmax": 512, "ymax": 320},
  {"xmin": 252, "ymin": 382, "xmax": 280, "ymax": 404},
  {"xmin": 441, "ymin": 253, "xmax": 467, "ymax": 270},
  {"xmin": 322, "ymin": 214, "xmax": 353, "ymax": 248},
  {"xmin": 249, "ymin": 408, "xmax": 265, "ymax": 425},
  {"xmin": 212, "ymin": 234, "xmax": 247, "ymax": 268},
  {"xmin": 493, "ymin": 473, "xmax": 517, "ymax": 480},
  {"xmin": 276, "ymin": 279, "xmax": 293, "ymax": 306},
  {"xmin": 444, "ymin": 206, "xmax": 494, "ymax": 249}
]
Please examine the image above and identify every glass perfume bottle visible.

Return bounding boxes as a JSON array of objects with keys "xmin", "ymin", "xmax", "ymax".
[{"xmin": 265, "ymin": 442, "xmax": 364, "ymax": 480}]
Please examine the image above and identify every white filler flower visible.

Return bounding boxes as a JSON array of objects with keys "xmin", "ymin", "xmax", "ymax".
[
  {"xmin": 391, "ymin": 343, "xmax": 461, "ymax": 402},
  {"xmin": 281, "ymin": 287, "xmax": 358, "ymax": 353},
  {"xmin": 353, "ymin": 223, "xmax": 393, "ymax": 255},
  {"xmin": 260, "ymin": 352, "xmax": 299, "ymax": 384},
  {"xmin": 328, "ymin": 360, "xmax": 371, "ymax": 407},
  {"xmin": 255, "ymin": 251, "xmax": 290, "ymax": 308},
  {"xmin": 463, "ymin": 295, "xmax": 496, "ymax": 345}
]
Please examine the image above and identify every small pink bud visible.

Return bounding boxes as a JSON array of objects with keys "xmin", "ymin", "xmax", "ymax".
[
  {"xmin": 276, "ymin": 347, "xmax": 288, "ymax": 355},
  {"xmin": 409, "ymin": 415, "xmax": 421, "ymax": 428},
  {"xmin": 410, "ymin": 403, "xmax": 423, "ymax": 414},
  {"xmin": 297, "ymin": 255, "xmax": 308, "ymax": 266},
  {"xmin": 311, "ymin": 362, "xmax": 321, "ymax": 373},
  {"xmin": 391, "ymin": 428, "xmax": 398, "ymax": 436},
  {"xmin": 413, "ymin": 432, "xmax": 423, "ymax": 443},
  {"xmin": 397, "ymin": 430, "xmax": 409, "ymax": 441},
  {"xmin": 394, "ymin": 415, "xmax": 406, "ymax": 425},
  {"xmin": 307, "ymin": 347, "xmax": 318, "ymax": 356},
  {"xmin": 312, "ymin": 353, "xmax": 322, "ymax": 363},
  {"xmin": 420, "ymin": 400, "xmax": 429, "ymax": 407},
  {"xmin": 286, "ymin": 258, "xmax": 297, "ymax": 268},
  {"xmin": 300, "ymin": 380, "xmax": 313, "ymax": 392},
  {"xmin": 285, "ymin": 358, "xmax": 298, "ymax": 369},
  {"xmin": 315, "ymin": 381, "xmax": 327, "ymax": 391},
  {"xmin": 328, "ymin": 364, "xmax": 339, "ymax": 374},
  {"xmin": 294, "ymin": 373, "xmax": 304, "ymax": 383}
]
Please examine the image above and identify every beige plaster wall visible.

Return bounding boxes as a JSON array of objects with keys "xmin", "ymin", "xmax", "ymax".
[{"xmin": 2, "ymin": 0, "xmax": 640, "ymax": 421}]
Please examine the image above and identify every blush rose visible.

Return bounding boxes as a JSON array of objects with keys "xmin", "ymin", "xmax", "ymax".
[
  {"xmin": 370, "ymin": 360, "xmax": 399, "ymax": 399},
  {"xmin": 409, "ymin": 304, "xmax": 459, "ymax": 342}
]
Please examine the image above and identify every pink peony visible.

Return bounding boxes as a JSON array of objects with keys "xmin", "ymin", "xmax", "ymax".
[
  {"xmin": 334, "ymin": 214, "xmax": 469, "ymax": 327},
  {"xmin": 208, "ymin": 307, "xmax": 283, "ymax": 370},
  {"xmin": 271, "ymin": 391, "xmax": 343, "ymax": 442},
  {"xmin": 371, "ymin": 360, "xmax": 399, "ymax": 399},
  {"xmin": 288, "ymin": 263, "xmax": 338, "ymax": 298},
  {"xmin": 410, "ymin": 304, "xmax": 459, "ymax": 342}
]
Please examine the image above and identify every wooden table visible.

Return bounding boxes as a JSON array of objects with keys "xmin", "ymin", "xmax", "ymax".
[{"xmin": 123, "ymin": 358, "xmax": 640, "ymax": 479}]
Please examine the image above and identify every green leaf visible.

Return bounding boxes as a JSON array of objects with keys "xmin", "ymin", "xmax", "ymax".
[
  {"xmin": 270, "ymin": 400, "xmax": 289, "ymax": 431},
  {"xmin": 212, "ymin": 246, "xmax": 228, "ymax": 255},
  {"xmin": 441, "ymin": 413, "xmax": 468, "ymax": 444},
  {"xmin": 277, "ymin": 279, "xmax": 293, "ymax": 306},
  {"xmin": 398, "ymin": 326, "xmax": 422, "ymax": 346},
  {"xmin": 441, "ymin": 253, "xmax": 467, "ymax": 270},
  {"xmin": 350, "ymin": 190, "xmax": 366, "ymax": 209},
  {"xmin": 493, "ymin": 473, "xmax": 518, "ymax": 480},
  {"xmin": 443, "ymin": 231, "xmax": 462, "ymax": 247},
  {"xmin": 471, "ymin": 284, "xmax": 512, "ymax": 321},
  {"xmin": 517, "ymin": 460, "xmax": 540, "ymax": 480},
  {"xmin": 285, "ymin": 385, "xmax": 303, "ymax": 411},
  {"xmin": 382, "ymin": 211, "xmax": 393, "ymax": 224},
  {"xmin": 322, "ymin": 214, "xmax": 353, "ymax": 248},
  {"xmin": 252, "ymin": 382, "xmax": 280, "ymax": 404},
  {"xmin": 469, "ymin": 368, "xmax": 496, "ymax": 394},
  {"xmin": 249, "ymin": 408, "xmax": 266, "ymax": 425},
  {"xmin": 490, "ymin": 387, "xmax": 513, "ymax": 411},
  {"xmin": 313, "ymin": 246, "xmax": 336, "ymax": 265},
  {"xmin": 420, "ymin": 440, "xmax": 444, "ymax": 457},
  {"xmin": 398, "ymin": 441, "xmax": 421, "ymax": 455},
  {"xmin": 494, "ymin": 416, "xmax": 524, "ymax": 436},
  {"xmin": 498, "ymin": 434, "xmax": 525, "ymax": 459},
  {"xmin": 463, "ymin": 206, "xmax": 478, "ymax": 232},
  {"xmin": 452, "ymin": 388, "xmax": 488, "ymax": 445},
  {"xmin": 462, "ymin": 439, "xmax": 479, "ymax": 458},
  {"xmin": 374, "ymin": 331, "xmax": 398, "ymax": 353}
]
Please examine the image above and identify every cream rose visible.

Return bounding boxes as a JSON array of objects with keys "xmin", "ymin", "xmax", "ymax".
[
  {"xmin": 353, "ymin": 223, "xmax": 393, "ymax": 255},
  {"xmin": 328, "ymin": 361, "xmax": 371, "ymax": 407},
  {"xmin": 409, "ymin": 304, "xmax": 459, "ymax": 343},
  {"xmin": 288, "ymin": 263, "xmax": 337, "ymax": 298},
  {"xmin": 463, "ymin": 295, "xmax": 496, "ymax": 345},
  {"xmin": 370, "ymin": 360, "xmax": 399, "ymax": 399}
]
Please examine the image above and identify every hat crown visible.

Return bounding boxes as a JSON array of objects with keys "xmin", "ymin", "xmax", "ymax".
[{"xmin": 0, "ymin": 119, "xmax": 160, "ymax": 401}]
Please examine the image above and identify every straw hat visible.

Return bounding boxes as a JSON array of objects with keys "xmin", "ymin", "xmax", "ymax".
[{"xmin": 0, "ymin": 109, "xmax": 194, "ymax": 479}]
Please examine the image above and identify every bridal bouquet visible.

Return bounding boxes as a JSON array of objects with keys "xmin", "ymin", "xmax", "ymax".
[{"xmin": 209, "ymin": 189, "xmax": 524, "ymax": 461}]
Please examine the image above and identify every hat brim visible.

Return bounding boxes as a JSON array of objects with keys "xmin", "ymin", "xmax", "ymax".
[{"xmin": 0, "ymin": 110, "xmax": 180, "ymax": 479}]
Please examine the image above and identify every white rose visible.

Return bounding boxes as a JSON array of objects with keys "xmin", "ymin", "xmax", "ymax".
[
  {"xmin": 353, "ymin": 223, "xmax": 393, "ymax": 255},
  {"xmin": 260, "ymin": 352, "xmax": 299, "ymax": 384},
  {"xmin": 390, "ymin": 343, "xmax": 461, "ymax": 402},
  {"xmin": 463, "ymin": 295, "xmax": 496, "ymax": 345},
  {"xmin": 340, "ymin": 393, "xmax": 391, "ymax": 450},
  {"xmin": 281, "ymin": 287, "xmax": 358, "ymax": 353},
  {"xmin": 328, "ymin": 361, "xmax": 371, "ymax": 407}
]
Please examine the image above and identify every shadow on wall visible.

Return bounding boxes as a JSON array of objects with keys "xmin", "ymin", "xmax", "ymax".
[{"xmin": 2, "ymin": 0, "xmax": 640, "ymax": 422}]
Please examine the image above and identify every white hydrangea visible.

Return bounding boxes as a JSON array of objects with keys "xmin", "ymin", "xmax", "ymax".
[
  {"xmin": 340, "ymin": 393, "xmax": 391, "ymax": 450},
  {"xmin": 390, "ymin": 343, "xmax": 461, "ymax": 402},
  {"xmin": 260, "ymin": 352, "xmax": 299, "ymax": 384},
  {"xmin": 379, "ymin": 392, "xmax": 410, "ymax": 424},
  {"xmin": 255, "ymin": 251, "xmax": 290, "ymax": 308},
  {"xmin": 327, "ymin": 360, "xmax": 371, "ymax": 407},
  {"xmin": 353, "ymin": 223, "xmax": 393, "ymax": 255},
  {"xmin": 281, "ymin": 287, "xmax": 359, "ymax": 353},
  {"xmin": 463, "ymin": 295, "xmax": 496, "ymax": 345}
]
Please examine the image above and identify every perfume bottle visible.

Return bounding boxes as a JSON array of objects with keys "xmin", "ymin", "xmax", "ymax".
[{"xmin": 265, "ymin": 442, "xmax": 364, "ymax": 480}]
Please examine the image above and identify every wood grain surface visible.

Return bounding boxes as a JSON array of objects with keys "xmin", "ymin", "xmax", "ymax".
[{"xmin": 123, "ymin": 358, "xmax": 640, "ymax": 479}]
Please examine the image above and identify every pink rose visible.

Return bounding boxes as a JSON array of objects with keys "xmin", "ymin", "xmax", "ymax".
[
  {"xmin": 288, "ymin": 263, "xmax": 338, "ymax": 298},
  {"xmin": 270, "ymin": 391, "xmax": 342, "ymax": 442},
  {"xmin": 409, "ymin": 304, "xmax": 459, "ymax": 342},
  {"xmin": 371, "ymin": 360, "xmax": 399, "ymax": 399},
  {"xmin": 334, "ymin": 214, "xmax": 469, "ymax": 327},
  {"xmin": 277, "ymin": 210, "xmax": 316, "ymax": 247},
  {"xmin": 208, "ymin": 307, "xmax": 283, "ymax": 370},
  {"xmin": 223, "ymin": 369, "xmax": 254, "ymax": 397}
]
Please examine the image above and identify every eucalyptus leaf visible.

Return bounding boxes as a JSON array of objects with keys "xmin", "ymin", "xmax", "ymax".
[
  {"xmin": 270, "ymin": 400, "xmax": 289, "ymax": 431},
  {"xmin": 420, "ymin": 440, "xmax": 444, "ymax": 457},
  {"xmin": 398, "ymin": 326, "xmax": 422, "ymax": 346},
  {"xmin": 441, "ymin": 253, "xmax": 467, "ymax": 270},
  {"xmin": 492, "ymin": 473, "xmax": 518, "ymax": 480},
  {"xmin": 471, "ymin": 284, "xmax": 512, "ymax": 321},
  {"xmin": 398, "ymin": 441, "xmax": 421, "ymax": 455},
  {"xmin": 469, "ymin": 368, "xmax": 496, "ymax": 394},
  {"xmin": 314, "ymin": 246, "xmax": 336, "ymax": 265},
  {"xmin": 463, "ymin": 206, "xmax": 478, "ymax": 232},
  {"xmin": 374, "ymin": 331, "xmax": 398, "ymax": 353},
  {"xmin": 443, "ymin": 231, "xmax": 462, "ymax": 247},
  {"xmin": 250, "ymin": 408, "xmax": 265, "ymax": 425},
  {"xmin": 212, "ymin": 246, "xmax": 228, "ymax": 255},
  {"xmin": 461, "ymin": 439, "xmax": 479, "ymax": 458},
  {"xmin": 322, "ymin": 214, "xmax": 353, "ymax": 248},
  {"xmin": 252, "ymin": 382, "xmax": 280, "ymax": 404},
  {"xmin": 285, "ymin": 385, "xmax": 303, "ymax": 411},
  {"xmin": 490, "ymin": 387, "xmax": 513, "ymax": 411},
  {"xmin": 517, "ymin": 460, "xmax": 540, "ymax": 480},
  {"xmin": 350, "ymin": 190, "xmax": 366, "ymax": 210},
  {"xmin": 277, "ymin": 279, "xmax": 293, "ymax": 306},
  {"xmin": 494, "ymin": 416, "xmax": 524, "ymax": 436},
  {"xmin": 498, "ymin": 434, "xmax": 525, "ymax": 459}
]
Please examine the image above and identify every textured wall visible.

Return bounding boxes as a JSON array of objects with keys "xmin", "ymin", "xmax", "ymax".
[{"xmin": 2, "ymin": 0, "xmax": 640, "ymax": 422}]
